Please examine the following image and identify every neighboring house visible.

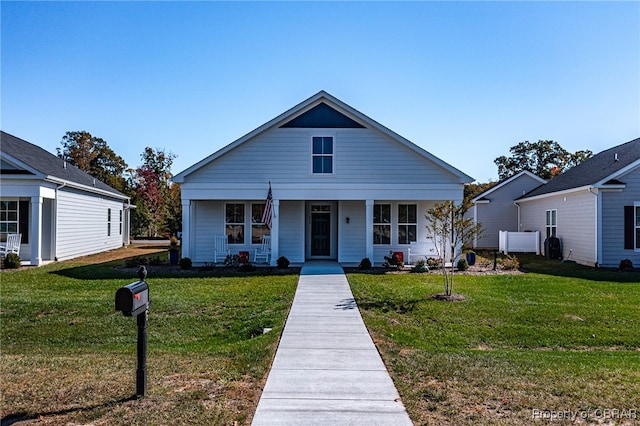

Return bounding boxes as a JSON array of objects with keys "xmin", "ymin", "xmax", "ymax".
[
  {"xmin": 504, "ymin": 138, "xmax": 639, "ymax": 268},
  {"xmin": 471, "ymin": 171, "xmax": 547, "ymax": 249},
  {"xmin": 0, "ymin": 131, "xmax": 132, "ymax": 265},
  {"xmin": 173, "ymin": 91, "xmax": 473, "ymax": 266}
]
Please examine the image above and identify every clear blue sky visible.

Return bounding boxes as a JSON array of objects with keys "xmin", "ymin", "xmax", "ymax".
[{"xmin": 2, "ymin": 1, "xmax": 639, "ymax": 183}]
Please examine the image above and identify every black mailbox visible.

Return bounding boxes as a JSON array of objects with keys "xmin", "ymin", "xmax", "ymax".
[{"xmin": 115, "ymin": 280, "xmax": 150, "ymax": 316}]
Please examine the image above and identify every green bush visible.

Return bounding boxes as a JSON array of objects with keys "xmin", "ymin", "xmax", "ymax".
[
  {"xmin": 619, "ymin": 259, "xmax": 634, "ymax": 271},
  {"xmin": 276, "ymin": 256, "xmax": 290, "ymax": 269},
  {"xmin": 359, "ymin": 258, "xmax": 372, "ymax": 269},
  {"xmin": 456, "ymin": 258, "xmax": 469, "ymax": 271},
  {"xmin": 500, "ymin": 254, "xmax": 520, "ymax": 270},
  {"xmin": 3, "ymin": 253, "xmax": 21, "ymax": 269},
  {"xmin": 411, "ymin": 259, "xmax": 428, "ymax": 273}
]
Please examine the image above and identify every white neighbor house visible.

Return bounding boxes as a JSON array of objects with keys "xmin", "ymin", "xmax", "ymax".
[
  {"xmin": 471, "ymin": 171, "xmax": 547, "ymax": 249},
  {"xmin": 173, "ymin": 91, "xmax": 473, "ymax": 266},
  {"xmin": 0, "ymin": 131, "xmax": 132, "ymax": 265}
]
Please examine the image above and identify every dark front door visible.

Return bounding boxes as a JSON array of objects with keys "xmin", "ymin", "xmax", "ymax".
[{"xmin": 311, "ymin": 212, "xmax": 331, "ymax": 256}]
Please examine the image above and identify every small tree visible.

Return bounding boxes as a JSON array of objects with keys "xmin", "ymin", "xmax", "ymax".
[{"xmin": 425, "ymin": 201, "xmax": 484, "ymax": 297}]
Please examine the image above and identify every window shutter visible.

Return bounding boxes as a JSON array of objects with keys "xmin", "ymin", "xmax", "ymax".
[
  {"xmin": 623, "ymin": 206, "xmax": 634, "ymax": 250},
  {"xmin": 19, "ymin": 200, "xmax": 29, "ymax": 244}
]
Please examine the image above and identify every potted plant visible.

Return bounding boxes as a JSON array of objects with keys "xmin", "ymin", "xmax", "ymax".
[{"xmin": 168, "ymin": 236, "xmax": 179, "ymax": 265}]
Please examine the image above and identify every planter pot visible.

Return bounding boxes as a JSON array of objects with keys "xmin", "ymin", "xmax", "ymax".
[
  {"xmin": 169, "ymin": 250, "xmax": 179, "ymax": 265},
  {"xmin": 465, "ymin": 252, "xmax": 476, "ymax": 266}
]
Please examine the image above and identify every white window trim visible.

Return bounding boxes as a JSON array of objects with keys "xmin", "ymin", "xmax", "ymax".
[
  {"xmin": 0, "ymin": 199, "xmax": 20, "ymax": 241},
  {"xmin": 397, "ymin": 204, "xmax": 418, "ymax": 245},
  {"xmin": 373, "ymin": 203, "xmax": 391, "ymax": 245},
  {"xmin": 225, "ymin": 202, "xmax": 245, "ymax": 245},
  {"xmin": 310, "ymin": 134, "xmax": 335, "ymax": 176},
  {"xmin": 545, "ymin": 209, "xmax": 557, "ymax": 239}
]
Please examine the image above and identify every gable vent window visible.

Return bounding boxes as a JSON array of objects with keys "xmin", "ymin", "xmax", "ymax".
[{"xmin": 312, "ymin": 136, "xmax": 333, "ymax": 174}]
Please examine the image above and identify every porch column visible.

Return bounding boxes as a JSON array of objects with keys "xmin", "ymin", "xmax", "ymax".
[
  {"xmin": 181, "ymin": 200, "xmax": 191, "ymax": 259},
  {"xmin": 365, "ymin": 199, "xmax": 374, "ymax": 262},
  {"xmin": 30, "ymin": 196, "xmax": 43, "ymax": 266},
  {"xmin": 270, "ymin": 199, "xmax": 279, "ymax": 266}
]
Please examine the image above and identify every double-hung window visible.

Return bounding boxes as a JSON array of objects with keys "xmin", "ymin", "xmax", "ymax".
[
  {"xmin": 225, "ymin": 203, "xmax": 245, "ymax": 244},
  {"xmin": 373, "ymin": 204, "xmax": 391, "ymax": 244},
  {"xmin": 251, "ymin": 203, "xmax": 270, "ymax": 244},
  {"xmin": 312, "ymin": 136, "xmax": 333, "ymax": 174},
  {"xmin": 398, "ymin": 204, "xmax": 417, "ymax": 244},
  {"xmin": 546, "ymin": 209, "xmax": 557, "ymax": 239},
  {"xmin": 0, "ymin": 201, "xmax": 19, "ymax": 242}
]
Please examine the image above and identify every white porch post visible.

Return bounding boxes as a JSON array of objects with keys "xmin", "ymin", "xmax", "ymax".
[
  {"xmin": 181, "ymin": 200, "xmax": 191, "ymax": 259},
  {"xmin": 270, "ymin": 199, "xmax": 279, "ymax": 266},
  {"xmin": 30, "ymin": 196, "xmax": 43, "ymax": 266},
  {"xmin": 366, "ymin": 199, "xmax": 374, "ymax": 262}
]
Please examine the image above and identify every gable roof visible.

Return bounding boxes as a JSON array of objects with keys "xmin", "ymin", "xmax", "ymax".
[
  {"xmin": 173, "ymin": 91, "xmax": 473, "ymax": 183},
  {"xmin": 519, "ymin": 137, "xmax": 640, "ymax": 200},
  {"xmin": 471, "ymin": 170, "xmax": 546, "ymax": 203},
  {"xmin": 0, "ymin": 131, "xmax": 128, "ymax": 199}
]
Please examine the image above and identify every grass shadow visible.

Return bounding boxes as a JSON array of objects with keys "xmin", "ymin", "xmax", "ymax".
[
  {"xmin": 1, "ymin": 395, "xmax": 137, "ymax": 426},
  {"xmin": 517, "ymin": 254, "xmax": 639, "ymax": 283}
]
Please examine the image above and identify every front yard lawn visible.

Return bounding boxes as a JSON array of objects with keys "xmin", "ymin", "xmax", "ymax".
[
  {"xmin": 347, "ymin": 256, "xmax": 639, "ymax": 425},
  {"xmin": 1, "ymin": 248, "xmax": 298, "ymax": 425}
]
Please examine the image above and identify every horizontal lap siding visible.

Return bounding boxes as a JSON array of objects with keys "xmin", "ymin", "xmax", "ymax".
[
  {"xmin": 56, "ymin": 188, "xmax": 123, "ymax": 260},
  {"xmin": 601, "ymin": 167, "xmax": 640, "ymax": 267},
  {"xmin": 192, "ymin": 201, "xmax": 223, "ymax": 263},
  {"xmin": 279, "ymin": 201, "xmax": 304, "ymax": 263},
  {"xmin": 339, "ymin": 200, "xmax": 366, "ymax": 263},
  {"xmin": 520, "ymin": 192, "xmax": 596, "ymax": 266},
  {"xmin": 187, "ymin": 128, "xmax": 456, "ymax": 185}
]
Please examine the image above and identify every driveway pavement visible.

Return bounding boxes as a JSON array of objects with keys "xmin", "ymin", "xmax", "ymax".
[{"xmin": 252, "ymin": 261, "xmax": 412, "ymax": 425}]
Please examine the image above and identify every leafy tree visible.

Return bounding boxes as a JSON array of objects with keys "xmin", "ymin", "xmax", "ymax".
[
  {"xmin": 494, "ymin": 140, "xmax": 593, "ymax": 180},
  {"xmin": 57, "ymin": 131, "xmax": 129, "ymax": 192},
  {"xmin": 425, "ymin": 201, "xmax": 484, "ymax": 297},
  {"xmin": 131, "ymin": 147, "xmax": 177, "ymax": 237}
]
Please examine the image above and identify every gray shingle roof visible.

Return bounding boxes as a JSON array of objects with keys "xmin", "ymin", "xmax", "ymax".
[
  {"xmin": 520, "ymin": 138, "xmax": 640, "ymax": 199},
  {"xmin": 1, "ymin": 131, "xmax": 127, "ymax": 198}
]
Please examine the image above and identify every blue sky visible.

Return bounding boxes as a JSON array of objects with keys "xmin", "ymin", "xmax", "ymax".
[{"xmin": 2, "ymin": 1, "xmax": 639, "ymax": 183}]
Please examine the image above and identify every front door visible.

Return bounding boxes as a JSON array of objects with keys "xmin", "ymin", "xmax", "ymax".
[{"xmin": 311, "ymin": 210, "xmax": 331, "ymax": 256}]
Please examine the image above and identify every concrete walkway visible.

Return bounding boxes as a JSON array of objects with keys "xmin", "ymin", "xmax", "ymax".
[{"xmin": 252, "ymin": 261, "xmax": 412, "ymax": 425}]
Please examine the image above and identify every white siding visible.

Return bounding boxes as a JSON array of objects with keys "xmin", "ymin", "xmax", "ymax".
[
  {"xmin": 279, "ymin": 200, "xmax": 305, "ymax": 263},
  {"xmin": 475, "ymin": 174, "xmax": 544, "ymax": 249},
  {"xmin": 600, "ymin": 167, "xmax": 640, "ymax": 267},
  {"xmin": 56, "ymin": 188, "xmax": 124, "ymax": 261},
  {"xmin": 519, "ymin": 190, "xmax": 597, "ymax": 266},
  {"xmin": 186, "ymin": 128, "xmax": 457, "ymax": 185}
]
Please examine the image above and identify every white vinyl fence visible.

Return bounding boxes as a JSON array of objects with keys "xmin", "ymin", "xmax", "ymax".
[{"xmin": 499, "ymin": 231, "xmax": 540, "ymax": 255}]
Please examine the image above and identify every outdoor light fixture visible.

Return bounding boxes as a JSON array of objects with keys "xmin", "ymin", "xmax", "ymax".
[{"xmin": 346, "ymin": 217, "xmax": 350, "ymax": 224}]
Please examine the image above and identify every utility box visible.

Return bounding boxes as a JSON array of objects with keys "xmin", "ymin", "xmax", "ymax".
[{"xmin": 115, "ymin": 281, "xmax": 150, "ymax": 317}]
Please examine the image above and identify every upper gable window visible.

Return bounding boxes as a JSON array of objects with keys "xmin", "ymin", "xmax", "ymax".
[{"xmin": 312, "ymin": 136, "xmax": 333, "ymax": 174}]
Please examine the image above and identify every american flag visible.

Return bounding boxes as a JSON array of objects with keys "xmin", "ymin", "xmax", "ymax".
[{"xmin": 261, "ymin": 183, "xmax": 273, "ymax": 229}]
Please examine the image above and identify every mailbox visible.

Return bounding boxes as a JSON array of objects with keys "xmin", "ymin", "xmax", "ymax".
[{"xmin": 115, "ymin": 280, "xmax": 150, "ymax": 316}]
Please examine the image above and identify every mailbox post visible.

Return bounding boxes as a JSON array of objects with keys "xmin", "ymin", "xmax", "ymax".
[{"xmin": 115, "ymin": 266, "xmax": 150, "ymax": 398}]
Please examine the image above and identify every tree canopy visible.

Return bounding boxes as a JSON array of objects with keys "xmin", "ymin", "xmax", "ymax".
[
  {"xmin": 494, "ymin": 140, "xmax": 593, "ymax": 180},
  {"xmin": 57, "ymin": 131, "xmax": 129, "ymax": 192}
]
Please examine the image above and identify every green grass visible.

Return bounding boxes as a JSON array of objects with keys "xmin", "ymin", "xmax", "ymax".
[
  {"xmin": 1, "ymin": 259, "xmax": 298, "ymax": 425},
  {"xmin": 348, "ymin": 256, "xmax": 640, "ymax": 425}
]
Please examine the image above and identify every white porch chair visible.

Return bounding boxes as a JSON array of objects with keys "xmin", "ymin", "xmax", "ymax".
[
  {"xmin": 0, "ymin": 233, "xmax": 22, "ymax": 258},
  {"xmin": 213, "ymin": 234, "xmax": 230, "ymax": 263},
  {"xmin": 254, "ymin": 235, "xmax": 271, "ymax": 264}
]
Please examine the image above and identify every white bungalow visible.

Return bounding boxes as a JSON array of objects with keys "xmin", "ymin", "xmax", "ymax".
[
  {"xmin": 173, "ymin": 91, "xmax": 473, "ymax": 266},
  {"xmin": 0, "ymin": 131, "xmax": 132, "ymax": 265}
]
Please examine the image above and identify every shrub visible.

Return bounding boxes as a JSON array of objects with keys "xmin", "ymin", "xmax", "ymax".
[
  {"xmin": 500, "ymin": 254, "xmax": 520, "ymax": 270},
  {"xmin": 3, "ymin": 253, "xmax": 21, "ymax": 269},
  {"xmin": 276, "ymin": 256, "xmax": 290, "ymax": 269},
  {"xmin": 359, "ymin": 258, "xmax": 372, "ymax": 270},
  {"xmin": 427, "ymin": 257, "xmax": 442, "ymax": 268},
  {"xmin": 411, "ymin": 259, "xmax": 429, "ymax": 273},
  {"xmin": 619, "ymin": 259, "xmax": 634, "ymax": 271},
  {"xmin": 179, "ymin": 257, "xmax": 192, "ymax": 269},
  {"xmin": 224, "ymin": 254, "xmax": 241, "ymax": 267},
  {"xmin": 383, "ymin": 251, "xmax": 404, "ymax": 270},
  {"xmin": 456, "ymin": 258, "xmax": 469, "ymax": 271},
  {"xmin": 169, "ymin": 236, "xmax": 179, "ymax": 251},
  {"xmin": 238, "ymin": 263, "xmax": 257, "ymax": 272}
]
